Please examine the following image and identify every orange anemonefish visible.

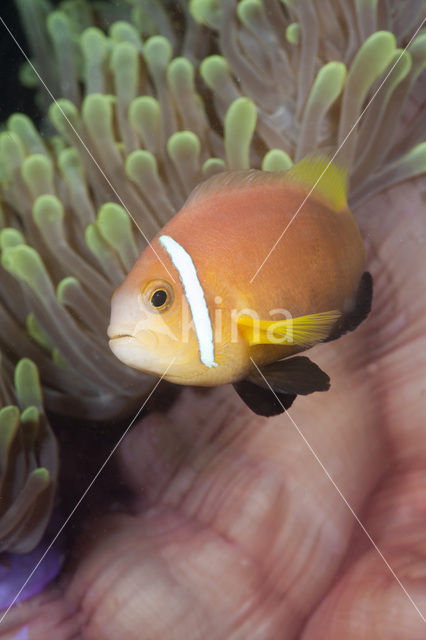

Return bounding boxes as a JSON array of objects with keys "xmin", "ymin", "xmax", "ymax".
[{"xmin": 108, "ymin": 154, "xmax": 372, "ymax": 416}]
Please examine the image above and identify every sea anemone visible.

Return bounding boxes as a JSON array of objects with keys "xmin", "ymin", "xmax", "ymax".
[
  {"xmin": 0, "ymin": 356, "xmax": 57, "ymax": 553},
  {"xmin": 0, "ymin": 0, "xmax": 424, "ymax": 555}
]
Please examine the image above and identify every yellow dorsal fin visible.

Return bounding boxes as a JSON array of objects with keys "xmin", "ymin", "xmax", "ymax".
[
  {"xmin": 237, "ymin": 310, "xmax": 342, "ymax": 347},
  {"xmin": 183, "ymin": 153, "xmax": 348, "ymax": 211},
  {"xmin": 284, "ymin": 153, "xmax": 348, "ymax": 212}
]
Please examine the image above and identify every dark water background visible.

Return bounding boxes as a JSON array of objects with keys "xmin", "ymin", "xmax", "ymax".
[{"xmin": 0, "ymin": 0, "xmax": 40, "ymax": 123}]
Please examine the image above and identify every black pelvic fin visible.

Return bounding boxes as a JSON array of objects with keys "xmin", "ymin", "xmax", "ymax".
[
  {"xmin": 233, "ymin": 356, "xmax": 330, "ymax": 417},
  {"xmin": 233, "ymin": 379, "xmax": 296, "ymax": 417},
  {"xmin": 325, "ymin": 271, "xmax": 373, "ymax": 342},
  {"xmin": 251, "ymin": 356, "xmax": 331, "ymax": 396}
]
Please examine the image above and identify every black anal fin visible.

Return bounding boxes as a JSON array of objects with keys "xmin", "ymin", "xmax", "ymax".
[
  {"xmin": 233, "ymin": 379, "xmax": 296, "ymax": 417},
  {"xmin": 233, "ymin": 356, "xmax": 330, "ymax": 417},
  {"xmin": 325, "ymin": 271, "xmax": 373, "ymax": 342}
]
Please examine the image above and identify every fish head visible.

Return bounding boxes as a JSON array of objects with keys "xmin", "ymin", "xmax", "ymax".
[
  {"xmin": 108, "ymin": 247, "xmax": 225, "ymax": 384},
  {"xmin": 108, "ymin": 239, "xmax": 250, "ymax": 386},
  {"xmin": 108, "ymin": 246, "xmax": 202, "ymax": 380}
]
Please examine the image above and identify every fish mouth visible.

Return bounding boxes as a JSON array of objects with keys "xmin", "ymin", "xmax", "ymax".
[
  {"xmin": 109, "ymin": 330, "xmax": 158, "ymax": 352},
  {"xmin": 108, "ymin": 332, "xmax": 163, "ymax": 376}
]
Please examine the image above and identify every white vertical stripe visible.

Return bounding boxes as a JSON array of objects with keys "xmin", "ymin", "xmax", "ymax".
[{"xmin": 159, "ymin": 235, "xmax": 217, "ymax": 368}]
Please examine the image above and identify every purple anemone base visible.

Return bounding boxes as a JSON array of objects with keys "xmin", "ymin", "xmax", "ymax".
[{"xmin": 0, "ymin": 541, "xmax": 63, "ymax": 610}]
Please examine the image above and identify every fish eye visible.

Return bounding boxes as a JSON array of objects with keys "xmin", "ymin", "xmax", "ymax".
[
  {"xmin": 141, "ymin": 280, "xmax": 174, "ymax": 313},
  {"xmin": 151, "ymin": 289, "xmax": 168, "ymax": 308}
]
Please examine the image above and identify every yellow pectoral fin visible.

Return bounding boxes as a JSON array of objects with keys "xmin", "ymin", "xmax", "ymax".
[{"xmin": 237, "ymin": 310, "xmax": 342, "ymax": 347}]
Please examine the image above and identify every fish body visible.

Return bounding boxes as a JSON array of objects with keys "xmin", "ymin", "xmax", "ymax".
[{"xmin": 108, "ymin": 155, "xmax": 372, "ymax": 414}]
